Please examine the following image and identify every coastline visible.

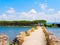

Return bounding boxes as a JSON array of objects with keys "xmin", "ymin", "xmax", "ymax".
[
  {"xmin": 0, "ymin": 26, "xmax": 60, "ymax": 45},
  {"xmin": 0, "ymin": 25, "xmax": 59, "ymax": 28},
  {"xmin": 9, "ymin": 26, "xmax": 60, "ymax": 45}
]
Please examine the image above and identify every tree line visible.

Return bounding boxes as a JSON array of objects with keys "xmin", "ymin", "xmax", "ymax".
[{"xmin": 0, "ymin": 20, "xmax": 46, "ymax": 26}]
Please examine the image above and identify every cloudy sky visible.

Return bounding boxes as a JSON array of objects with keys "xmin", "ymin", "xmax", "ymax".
[{"xmin": 0, "ymin": 0, "xmax": 60, "ymax": 23}]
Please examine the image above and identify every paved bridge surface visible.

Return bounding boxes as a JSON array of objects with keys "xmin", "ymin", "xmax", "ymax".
[{"xmin": 22, "ymin": 27, "xmax": 46, "ymax": 45}]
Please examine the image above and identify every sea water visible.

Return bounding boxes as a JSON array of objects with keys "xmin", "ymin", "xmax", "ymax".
[{"xmin": 0, "ymin": 26, "xmax": 60, "ymax": 41}]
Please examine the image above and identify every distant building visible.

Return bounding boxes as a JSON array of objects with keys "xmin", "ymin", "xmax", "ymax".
[{"xmin": 35, "ymin": 23, "xmax": 44, "ymax": 26}]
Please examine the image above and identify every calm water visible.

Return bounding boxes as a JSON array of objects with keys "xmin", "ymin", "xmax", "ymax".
[
  {"xmin": 47, "ymin": 28, "xmax": 60, "ymax": 39},
  {"xmin": 0, "ymin": 26, "xmax": 31, "ymax": 41},
  {"xmin": 0, "ymin": 26, "xmax": 60, "ymax": 41}
]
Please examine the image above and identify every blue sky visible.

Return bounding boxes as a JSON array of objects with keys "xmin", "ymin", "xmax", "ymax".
[{"xmin": 0, "ymin": 0, "xmax": 60, "ymax": 23}]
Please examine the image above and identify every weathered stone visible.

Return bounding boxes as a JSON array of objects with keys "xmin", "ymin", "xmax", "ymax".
[
  {"xmin": 0, "ymin": 34, "xmax": 8, "ymax": 45},
  {"xmin": 19, "ymin": 32, "xmax": 26, "ymax": 37},
  {"xmin": 15, "ymin": 34, "xmax": 24, "ymax": 45},
  {"xmin": 48, "ymin": 35, "xmax": 60, "ymax": 45},
  {"xmin": 27, "ymin": 28, "xmax": 35, "ymax": 34},
  {"xmin": 30, "ymin": 28, "xmax": 35, "ymax": 32}
]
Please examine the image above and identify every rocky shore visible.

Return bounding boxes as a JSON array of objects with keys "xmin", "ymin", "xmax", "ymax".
[
  {"xmin": 42, "ymin": 26, "xmax": 60, "ymax": 45},
  {"xmin": 0, "ymin": 26, "xmax": 60, "ymax": 45},
  {"xmin": 0, "ymin": 34, "xmax": 8, "ymax": 45}
]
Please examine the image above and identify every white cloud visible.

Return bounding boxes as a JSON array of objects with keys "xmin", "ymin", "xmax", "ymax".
[
  {"xmin": 58, "ymin": 11, "xmax": 60, "ymax": 14},
  {"xmin": 48, "ymin": 8, "xmax": 54, "ymax": 12},
  {"xmin": 40, "ymin": 3, "xmax": 47, "ymax": 10},
  {"xmin": 1, "ymin": 13, "xmax": 8, "ymax": 20},
  {"xmin": 18, "ymin": 9, "xmax": 60, "ymax": 23},
  {"xmin": 0, "ymin": 5, "xmax": 60, "ymax": 23},
  {"xmin": 28, "ymin": 9, "xmax": 37, "ymax": 14},
  {"xmin": 18, "ymin": 9, "xmax": 37, "ymax": 20},
  {"xmin": 6, "ymin": 7, "xmax": 15, "ymax": 14}
]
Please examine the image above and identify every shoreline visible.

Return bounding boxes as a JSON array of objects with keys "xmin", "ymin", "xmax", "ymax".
[
  {"xmin": 15, "ymin": 26, "xmax": 47, "ymax": 45},
  {"xmin": 0, "ymin": 26, "xmax": 60, "ymax": 28},
  {"xmin": 0, "ymin": 26, "xmax": 60, "ymax": 45},
  {"xmin": 10, "ymin": 26, "xmax": 60, "ymax": 45}
]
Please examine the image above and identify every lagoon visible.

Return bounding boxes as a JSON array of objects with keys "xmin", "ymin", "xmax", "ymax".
[{"xmin": 0, "ymin": 26, "xmax": 60, "ymax": 41}]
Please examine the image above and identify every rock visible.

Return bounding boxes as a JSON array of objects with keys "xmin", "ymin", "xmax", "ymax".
[
  {"xmin": 19, "ymin": 32, "xmax": 26, "ymax": 37},
  {"xmin": 48, "ymin": 35, "xmax": 60, "ymax": 45},
  {"xmin": 0, "ymin": 34, "xmax": 8, "ymax": 45},
  {"xmin": 41, "ymin": 26, "xmax": 60, "ymax": 45},
  {"xmin": 27, "ymin": 28, "xmax": 35, "ymax": 34},
  {"xmin": 10, "ymin": 32, "xmax": 26, "ymax": 45},
  {"xmin": 15, "ymin": 34, "xmax": 25, "ymax": 45},
  {"xmin": 30, "ymin": 28, "xmax": 35, "ymax": 32}
]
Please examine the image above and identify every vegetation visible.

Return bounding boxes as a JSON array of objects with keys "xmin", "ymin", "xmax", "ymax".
[
  {"xmin": 0, "ymin": 20, "xmax": 46, "ymax": 26},
  {"xmin": 0, "ymin": 20, "xmax": 58, "ymax": 27},
  {"xmin": 46, "ymin": 23, "xmax": 57, "ymax": 27}
]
